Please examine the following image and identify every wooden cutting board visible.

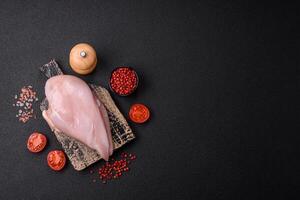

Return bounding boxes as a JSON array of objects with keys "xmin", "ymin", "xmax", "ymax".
[{"xmin": 40, "ymin": 59, "xmax": 135, "ymax": 171}]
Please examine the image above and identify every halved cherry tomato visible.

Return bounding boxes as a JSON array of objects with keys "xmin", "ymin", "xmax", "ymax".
[
  {"xmin": 47, "ymin": 150, "xmax": 66, "ymax": 171},
  {"xmin": 129, "ymin": 103, "xmax": 150, "ymax": 123},
  {"xmin": 27, "ymin": 132, "xmax": 47, "ymax": 153}
]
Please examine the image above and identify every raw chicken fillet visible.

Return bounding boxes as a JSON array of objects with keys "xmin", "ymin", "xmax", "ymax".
[{"xmin": 42, "ymin": 75, "xmax": 113, "ymax": 161}]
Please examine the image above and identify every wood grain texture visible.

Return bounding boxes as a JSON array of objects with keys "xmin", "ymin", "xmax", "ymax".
[{"xmin": 40, "ymin": 60, "xmax": 135, "ymax": 170}]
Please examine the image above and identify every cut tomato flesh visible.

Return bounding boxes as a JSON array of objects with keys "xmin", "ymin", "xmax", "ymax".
[
  {"xmin": 47, "ymin": 150, "xmax": 66, "ymax": 171},
  {"xmin": 129, "ymin": 104, "xmax": 150, "ymax": 123},
  {"xmin": 27, "ymin": 132, "xmax": 47, "ymax": 153}
]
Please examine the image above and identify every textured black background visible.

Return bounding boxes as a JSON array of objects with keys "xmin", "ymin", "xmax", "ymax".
[{"xmin": 0, "ymin": 1, "xmax": 298, "ymax": 199}]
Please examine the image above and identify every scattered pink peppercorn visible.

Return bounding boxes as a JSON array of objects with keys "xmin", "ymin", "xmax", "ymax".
[{"xmin": 98, "ymin": 152, "xmax": 136, "ymax": 184}]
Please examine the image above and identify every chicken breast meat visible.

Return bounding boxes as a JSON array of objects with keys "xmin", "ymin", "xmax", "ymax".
[{"xmin": 42, "ymin": 75, "xmax": 113, "ymax": 161}]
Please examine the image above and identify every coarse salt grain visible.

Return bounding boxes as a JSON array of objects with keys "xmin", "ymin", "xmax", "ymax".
[{"xmin": 13, "ymin": 86, "xmax": 39, "ymax": 123}]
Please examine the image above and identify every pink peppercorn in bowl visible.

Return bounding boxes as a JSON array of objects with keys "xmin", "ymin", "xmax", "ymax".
[{"xmin": 109, "ymin": 66, "xmax": 139, "ymax": 96}]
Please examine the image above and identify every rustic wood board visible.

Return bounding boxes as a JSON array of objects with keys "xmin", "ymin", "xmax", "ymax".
[{"xmin": 40, "ymin": 60, "xmax": 135, "ymax": 171}]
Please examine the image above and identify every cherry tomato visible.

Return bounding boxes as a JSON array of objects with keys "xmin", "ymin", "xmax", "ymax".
[
  {"xmin": 129, "ymin": 103, "xmax": 150, "ymax": 123},
  {"xmin": 47, "ymin": 150, "xmax": 66, "ymax": 171},
  {"xmin": 27, "ymin": 132, "xmax": 47, "ymax": 153}
]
